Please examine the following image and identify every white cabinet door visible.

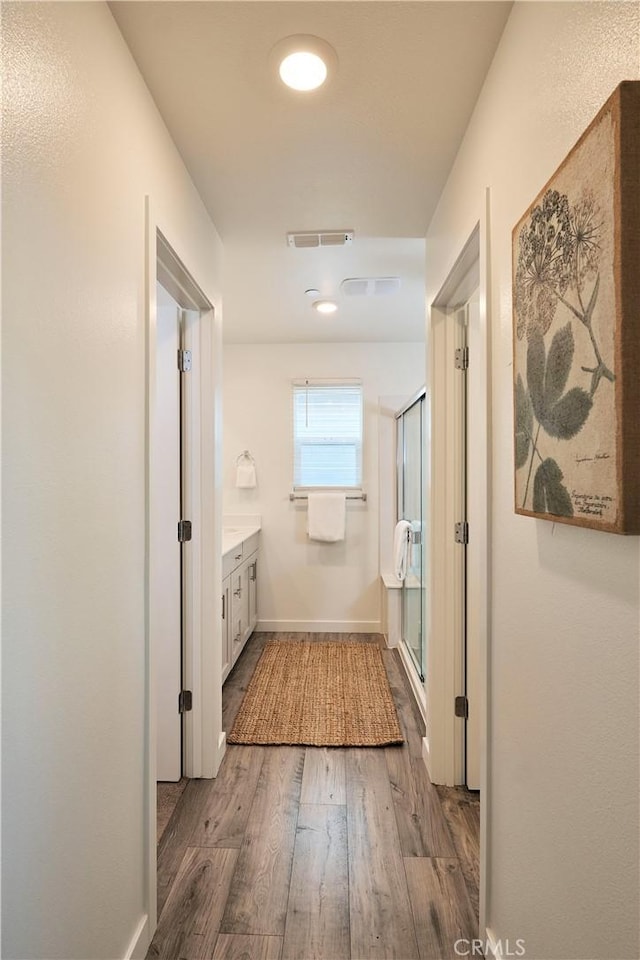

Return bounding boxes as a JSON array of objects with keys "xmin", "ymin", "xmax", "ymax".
[
  {"xmin": 221, "ymin": 575, "xmax": 231, "ymax": 683},
  {"xmin": 230, "ymin": 565, "xmax": 249, "ymax": 665},
  {"xmin": 222, "ymin": 545, "xmax": 260, "ymax": 679},
  {"xmin": 247, "ymin": 553, "xmax": 258, "ymax": 635}
]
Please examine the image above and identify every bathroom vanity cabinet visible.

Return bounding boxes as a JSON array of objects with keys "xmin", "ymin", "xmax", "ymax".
[{"xmin": 222, "ymin": 527, "xmax": 259, "ymax": 683}]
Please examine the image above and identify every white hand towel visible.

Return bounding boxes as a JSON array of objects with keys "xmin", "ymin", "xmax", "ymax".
[
  {"xmin": 393, "ymin": 520, "xmax": 412, "ymax": 581},
  {"xmin": 307, "ymin": 492, "xmax": 346, "ymax": 543},
  {"xmin": 236, "ymin": 460, "xmax": 256, "ymax": 488}
]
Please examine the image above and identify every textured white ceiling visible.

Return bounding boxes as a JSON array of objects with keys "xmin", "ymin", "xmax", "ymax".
[{"xmin": 111, "ymin": 1, "xmax": 512, "ymax": 341}]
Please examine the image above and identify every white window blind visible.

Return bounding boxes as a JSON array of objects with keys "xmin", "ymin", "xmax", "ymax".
[{"xmin": 292, "ymin": 379, "xmax": 363, "ymax": 489}]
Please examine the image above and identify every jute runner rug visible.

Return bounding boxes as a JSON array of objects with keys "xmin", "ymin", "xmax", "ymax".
[{"xmin": 227, "ymin": 640, "xmax": 404, "ymax": 747}]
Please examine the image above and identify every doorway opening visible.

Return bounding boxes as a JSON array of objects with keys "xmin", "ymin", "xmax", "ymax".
[
  {"xmin": 152, "ymin": 234, "xmax": 213, "ymax": 789},
  {"xmin": 145, "ymin": 212, "xmax": 224, "ymax": 941},
  {"xmin": 428, "ymin": 224, "xmax": 488, "ymax": 787},
  {"xmin": 153, "ymin": 283, "xmax": 193, "ymax": 785},
  {"xmin": 427, "ymin": 200, "xmax": 491, "ymax": 935}
]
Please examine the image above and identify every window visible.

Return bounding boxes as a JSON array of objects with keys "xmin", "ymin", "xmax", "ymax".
[{"xmin": 292, "ymin": 379, "xmax": 363, "ymax": 489}]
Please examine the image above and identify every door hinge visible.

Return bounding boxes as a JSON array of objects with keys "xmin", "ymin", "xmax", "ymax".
[
  {"xmin": 177, "ymin": 348, "xmax": 192, "ymax": 372},
  {"xmin": 454, "ymin": 521, "xmax": 469, "ymax": 544},
  {"xmin": 455, "ymin": 695, "xmax": 469, "ymax": 719},
  {"xmin": 454, "ymin": 346, "xmax": 469, "ymax": 370},
  {"xmin": 178, "ymin": 690, "xmax": 193, "ymax": 714},
  {"xmin": 178, "ymin": 519, "xmax": 192, "ymax": 542}
]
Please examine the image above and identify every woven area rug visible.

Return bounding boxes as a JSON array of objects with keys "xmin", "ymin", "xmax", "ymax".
[{"xmin": 228, "ymin": 640, "xmax": 404, "ymax": 747}]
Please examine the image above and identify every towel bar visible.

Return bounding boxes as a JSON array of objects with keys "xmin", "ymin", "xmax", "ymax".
[{"xmin": 289, "ymin": 491, "xmax": 367, "ymax": 502}]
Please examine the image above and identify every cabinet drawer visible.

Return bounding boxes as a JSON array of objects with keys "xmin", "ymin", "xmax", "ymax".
[{"xmin": 223, "ymin": 542, "xmax": 244, "ymax": 578}]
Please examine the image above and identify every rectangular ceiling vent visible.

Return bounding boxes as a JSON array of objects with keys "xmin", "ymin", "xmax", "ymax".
[
  {"xmin": 287, "ymin": 230, "xmax": 354, "ymax": 249},
  {"xmin": 341, "ymin": 277, "xmax": 401, "ymax": 297}
]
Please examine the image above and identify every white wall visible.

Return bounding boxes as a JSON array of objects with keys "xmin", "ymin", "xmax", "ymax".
[
  {"xmin": 425, "ymin": 3, "xmax": 640, "ymax": 958},
  {"xmin": 223, "ymin": 343, "xmax": 423, "ymax": 631},
  {"xmin": 2, "ymin": 4, "xmax": 223, "ymax": 959}
]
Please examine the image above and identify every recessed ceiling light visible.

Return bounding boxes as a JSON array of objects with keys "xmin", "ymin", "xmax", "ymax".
[
  {"xmin": 270, "ymin": 36, "xmax": 337, "ymax": 93},
  {"xmin": 280, "ymin": 52, "xmax": 326, "ymax": 91},
  {"xmin": 313, "ymin": 300, "xmax": 338, "ymax": 315}
]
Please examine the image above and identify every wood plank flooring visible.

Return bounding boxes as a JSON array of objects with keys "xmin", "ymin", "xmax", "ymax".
[
  {"xmin": 149, "ymin": 632, "xmax": 479, "ymax": 960},
  {"xmin": 282, "ymin": 804, "xmax": 350, "ymax": 959},
  {"xmin": 435, "ymin": 785, "xmax": 481, "ymax": 920}
]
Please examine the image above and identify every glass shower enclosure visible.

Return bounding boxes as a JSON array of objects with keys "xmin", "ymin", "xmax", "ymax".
[{"xmin": 396, "ymin": 390, "xmax": 427, "ymax": 682}]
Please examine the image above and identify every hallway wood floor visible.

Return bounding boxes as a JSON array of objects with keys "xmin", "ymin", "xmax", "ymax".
[{"xmin": 149, "ymin": 633, "xmax": 479, "ymax": 960}]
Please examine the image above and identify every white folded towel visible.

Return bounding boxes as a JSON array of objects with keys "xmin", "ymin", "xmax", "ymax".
[
  {"xmin": 236, "ymin": 456, "xmax": 256, "ymax": 489},
  {"xmin": 393, "ymin": 520, "xmax": 412, "ymax": 581},
  {"xmin": 307, "ymin": 492, "xmax": 346, "ymax": 543}
]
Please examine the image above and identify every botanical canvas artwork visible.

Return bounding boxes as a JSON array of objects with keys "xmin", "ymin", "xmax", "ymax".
[{"xmin": 513, "ymin": 82, "xmax": 640, "ymax": 534}]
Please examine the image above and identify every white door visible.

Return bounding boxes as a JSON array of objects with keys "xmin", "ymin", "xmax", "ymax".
[
  {"xmin": 454, "ymin": 294, "xmax": 481, "ymax": 790},
  {"xmin": 153, "ymin": 285, "xmax": 182, "ymax": 781},
  {"xmin": 466, "ymin": 291, "xmax": 481, "ymax": 790},
  {"xmin": 221, "ymin": 576, "xmax": 231, "ymax": 682}
]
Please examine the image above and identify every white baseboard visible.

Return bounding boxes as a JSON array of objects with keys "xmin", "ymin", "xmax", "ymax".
[
  {"xmin": 124, "ymin": 914, "xmax": 149, "ymax": 960},
  {"xmin": 482, "ymin": 928, "xmax": 527, "ymax": 960},
  {"xmin": 215, "ymin": 730, "xmax": 227, "ymax": 775},
  {"xmin": 421, "ymin": 736, "xmax": 431, "ymax": 778},
  {"xmin": 257, "ymin": 619, "xmax": 382, "ymax": 634},
  {"xmin": 483, "ymin": 931, "xmax": 498, "ymax": 960}
]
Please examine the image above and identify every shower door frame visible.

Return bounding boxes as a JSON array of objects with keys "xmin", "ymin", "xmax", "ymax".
[{"xmin": 396, "ymin": 388, "xmax": 427, "ymax": 683}]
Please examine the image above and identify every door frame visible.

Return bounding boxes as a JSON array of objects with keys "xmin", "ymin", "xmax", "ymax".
[
  {"xmin": 424, "ymin": 190, "xmax": 491, "ymax": 934},
  {"xmin": 144, "ymin": 199, "xmax": 225, "ymax": 938}
]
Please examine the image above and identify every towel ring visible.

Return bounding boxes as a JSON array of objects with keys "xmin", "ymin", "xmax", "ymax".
[{"xmin": 235, "ymin": 450, "xmax": 255, "ymax": 465}]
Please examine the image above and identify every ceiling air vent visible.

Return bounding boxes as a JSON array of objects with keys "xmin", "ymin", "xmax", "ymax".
[
  {"xmin": 341, "ymin": 277, "xmax": 401, "ymax": 296},
  {"xmin": 287, "ymin": 230, "xmax": 354, "ymax": 249}
]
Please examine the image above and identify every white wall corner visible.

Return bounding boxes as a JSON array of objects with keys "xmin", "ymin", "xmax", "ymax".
[{"xmin": 124, "ymin": 915, "xmax": 150, "ymax": 960}]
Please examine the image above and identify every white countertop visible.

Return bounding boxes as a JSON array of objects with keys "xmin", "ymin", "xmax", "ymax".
[{"xmin": 222, "ymin": 524, "xmax": 261, "ymax": 557}]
